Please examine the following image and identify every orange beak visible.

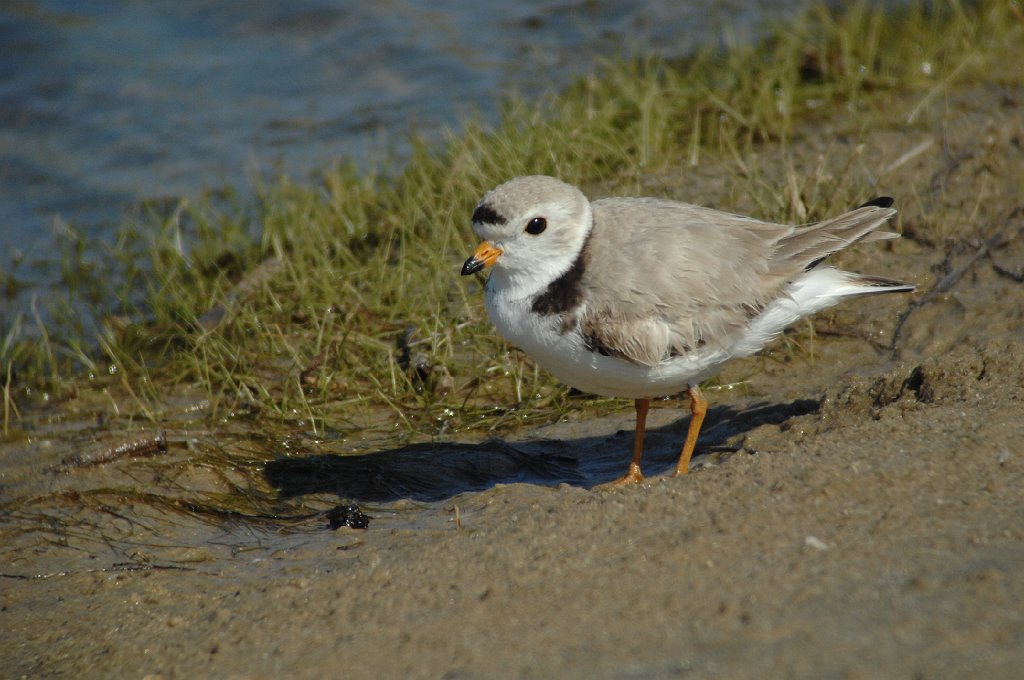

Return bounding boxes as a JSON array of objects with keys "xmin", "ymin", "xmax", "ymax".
[{"xmin": 461, "ymin": 242, "xmax": 503, "ymax": 276}]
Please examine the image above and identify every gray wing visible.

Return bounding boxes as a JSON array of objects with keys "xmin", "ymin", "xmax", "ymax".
[{"xmin": 579, "ymin": 198, "xmax": 898, "ymax": 366}]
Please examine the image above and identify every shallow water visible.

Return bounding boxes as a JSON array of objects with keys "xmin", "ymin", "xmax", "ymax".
[{"xmin": 2, "ymin": 0, "xmax": 810, "ymax": 321}]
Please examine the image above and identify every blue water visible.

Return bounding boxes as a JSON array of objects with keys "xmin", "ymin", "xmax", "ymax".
[{"xmin": 0, "ymin": 0, "xmax": 805, "ymax": 324}]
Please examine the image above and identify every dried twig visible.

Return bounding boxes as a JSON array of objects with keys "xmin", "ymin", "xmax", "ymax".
[{"xmin": 57, "ymin": 431, "xmax": 168, "ymax": 470}]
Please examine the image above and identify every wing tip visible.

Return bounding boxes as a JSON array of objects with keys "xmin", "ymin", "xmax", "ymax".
[{"xmin": 857, "ymin": 196, "xmax": 895, "ymax": 209}]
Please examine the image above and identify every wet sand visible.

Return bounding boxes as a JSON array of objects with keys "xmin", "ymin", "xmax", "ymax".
[{"xmin": 3, "ymin": 83, "xmax": 1023, "ymax": 678}]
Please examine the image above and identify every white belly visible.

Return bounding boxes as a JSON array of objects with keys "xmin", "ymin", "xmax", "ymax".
[
  {"xmin": 483, "ymin": 268, "xmax": 855, "ymax": 399},
  {"xmin": 485, "ymin": 292, "xmax": 731, "ymax": 399}
]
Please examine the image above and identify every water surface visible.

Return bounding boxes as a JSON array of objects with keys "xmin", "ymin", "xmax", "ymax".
[{"xmin": 1, "ymin": 0, "xmax": 806, "ymax": 320}]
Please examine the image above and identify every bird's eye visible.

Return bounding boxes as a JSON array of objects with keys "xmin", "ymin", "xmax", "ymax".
[{"xmin": 525, "ymin": 217, "xmax": 547, "ymax": 235}]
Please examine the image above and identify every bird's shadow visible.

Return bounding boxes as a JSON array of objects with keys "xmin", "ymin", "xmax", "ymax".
[{"xmin": 264, "ymin": 398, "xmax": 818, "ymax": 504}]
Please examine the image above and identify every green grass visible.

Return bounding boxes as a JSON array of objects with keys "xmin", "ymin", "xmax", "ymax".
[{"xmin": 2, "ymin": 0, "xmax": 1021, "ymax": 446}]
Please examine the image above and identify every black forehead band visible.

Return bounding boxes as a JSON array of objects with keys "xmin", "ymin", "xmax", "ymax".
[{"xmin": 472, "ymin": 203, "xmax": 507, "ymax": 226}]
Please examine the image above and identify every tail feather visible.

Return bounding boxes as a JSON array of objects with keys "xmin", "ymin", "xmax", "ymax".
[
  {"xmin": 772, "ymin": 202, "xmax": 898, "ymax": 274},
  {"xmin": 833, "ymin": 273, "xmax": 915, "ymax": 296},
  {"xmin": 790, "ymin": 267, "xmax": 915, "ymax": 301},
  {"xmin": 731, "ymin": 264, "xmax": 913, "ymax": 359}
]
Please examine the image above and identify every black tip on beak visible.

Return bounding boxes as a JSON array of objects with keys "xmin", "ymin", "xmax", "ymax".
[{"xmin": 461, "ymin": 256, "xmax": 485, "ymax": 276}]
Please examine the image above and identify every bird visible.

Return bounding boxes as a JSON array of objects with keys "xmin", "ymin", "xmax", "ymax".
[{"xmin": 460, "ymin": 176, "xmax": 914, "ymax": 484}]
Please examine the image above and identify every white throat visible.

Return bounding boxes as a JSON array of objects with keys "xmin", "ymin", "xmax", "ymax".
[{"xmin": 487, "ymin": 202, "xmax": 593, "ymax": 302}]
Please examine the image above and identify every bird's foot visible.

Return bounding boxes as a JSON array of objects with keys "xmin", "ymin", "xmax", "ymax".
[{"xmin": 598, "ymin": 462, "xmax": 644, "ymax": 488}]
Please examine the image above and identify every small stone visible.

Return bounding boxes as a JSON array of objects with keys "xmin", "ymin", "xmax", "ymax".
[{"xmin": 804, "ymin": 535, "xmax": 829, "ymax": 551}]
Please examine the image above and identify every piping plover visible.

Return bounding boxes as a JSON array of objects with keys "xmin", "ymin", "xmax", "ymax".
[{"xmin": 461, "ymin": 176, "xmax": 914, "ymax": 483}]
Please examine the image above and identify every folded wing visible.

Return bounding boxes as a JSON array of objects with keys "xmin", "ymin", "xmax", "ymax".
[{"xmin": 579, "ymin": 198, "xmax": 905, "ymax": 367}]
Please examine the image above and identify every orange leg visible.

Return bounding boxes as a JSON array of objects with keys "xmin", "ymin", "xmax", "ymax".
[
  {"xmin": 613, "ymin": 398, "xmax": 649, "ymax": 484},
  {"xmin": 672, "ymin": 384, "xmax": 707, "ymax": 476}
]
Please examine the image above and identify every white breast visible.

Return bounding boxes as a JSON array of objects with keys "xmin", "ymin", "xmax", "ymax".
[
  {"xmin": 484, "ymin": 267, "xmax": 863, "ymax": 400},
  {"xmin": 484, "ymin": 288, "xmax": 732, "ymax": 399}
]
